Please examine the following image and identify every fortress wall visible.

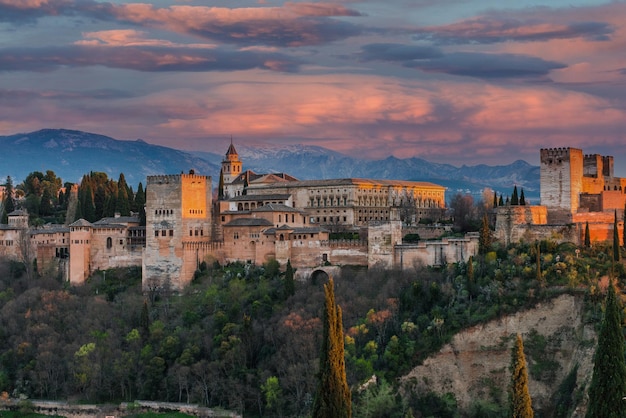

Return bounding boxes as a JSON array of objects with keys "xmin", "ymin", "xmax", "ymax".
[
  {"xmin": 540, "ymin": 147, "xmax": 583, "ymax": 213},
  {"xmin": 494, "ymin": 206, "xmax": 548, "ymax": 245},
  {"xmin": 395, "ymin": 236, "xmax": 478, "ymax": 269},
  {"xmin": 601, "ymin": 190, "xmax": 626, "ymax": 211}
]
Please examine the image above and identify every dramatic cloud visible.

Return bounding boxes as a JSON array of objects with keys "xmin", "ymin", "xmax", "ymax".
[
  {"xmin": 0, "ymin": 45, "xmax": 302, "ymax": 72},
  {"xmin": 414, "ymin": 16, "xmax": 613, "ymax": 45},
  {"xmin": 357, "ymin": 43, "xmax": 443, "ymax": 62},
  {"xmin": 406, "ymin": 52, "xmax": 566, "ymax": 79}
]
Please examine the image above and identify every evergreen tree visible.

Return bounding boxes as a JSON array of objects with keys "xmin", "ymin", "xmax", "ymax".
[
  {"xmin": 510, "ymin": 334, "xmax": 533, "ymax": 418},
  {"xmin": 284, "ymin": 259, "xmax": 295, "ymax": 298},
  {"xmin": 312, "ymin": 278, "xmax": 351, "ymax": 418},
  {"xmin": 493, "ymin": 192, "xmax": 498, "ymax": 208},
  {"xmin": 1, "ymin": 176, "xmax": 15, "ymax": 224},
  {"xmin": 499, "ymin": 194, "xmax": 504, "ymax": 206},
  {"xmin": 520, "ymin": 188, "xmax": 526, "ymax": 205},
  {"xmin": 614, "ymin": 210, "xmax": 620, "ymax": 262},
  {"xmin": 80, "ymin": 183, "xmax": 96, "ymax": 222},
  {"xmin": 586, "ymin": 281, "xmax": 626, "ymax": 418},
  {"xmin": 535, "ymin": 242, "xmax": 543, "ymax": 286},
  {"xmin": 585, "ymin": 222, "xmax": 591, "ymax": 248},
  {"xmin": 511, "ymin": 185, "xmax": 519, "ymax": 205},
  {"xmin": 623, "ymin": 203, "xmax": 626, "ymax": 248},
  {"xmin": 218, "ymin": 169, "xmax": 225, "ymax": 200},
  {"xmin": 479, "ymin": 214, "xmax": 492, "ymax": 255},
  {"xmin": 115, "ymin": 173, "xmax": 131, "ymax": 216},
  {"xmin": 39, "ymin": 187, "xmax": 54, "ymax": 216}
]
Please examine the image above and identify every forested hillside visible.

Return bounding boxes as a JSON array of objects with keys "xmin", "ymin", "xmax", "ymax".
[{"xmin": 0, "ymin": 239, "xmax": 622, "ymax": 417}]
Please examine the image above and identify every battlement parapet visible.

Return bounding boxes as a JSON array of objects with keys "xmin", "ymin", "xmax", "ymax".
[
  {"xmin": 182, "ymin": 241, "xmax": 224, "ymax": 251},
  {"xmin": 540, "ymin": 147, "xmax": 582, "ymax": 164},
  {"xmin": 147, "ymin": 172, "xmax": 208, "ymax": 185}
]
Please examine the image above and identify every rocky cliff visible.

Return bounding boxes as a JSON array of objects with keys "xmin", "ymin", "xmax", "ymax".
[{"xmin": 401, "ymin": 294, "xmax": 596, "ymax": 416}]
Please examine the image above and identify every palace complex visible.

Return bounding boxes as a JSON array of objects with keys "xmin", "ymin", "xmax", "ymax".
[
  {"xmin": 5, "ymin": 144, "xmax": 622, "ymax": 291},
  {"xmin": 0, "ymin": 142, "xmax": 464, "ymax": 290}
]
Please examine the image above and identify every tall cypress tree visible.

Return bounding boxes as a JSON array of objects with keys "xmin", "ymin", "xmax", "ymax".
[
  {"xmin": 1, "ymin": 176, "xmax": 15, "ymax": 224},
  {"xmin": 613, "ymin": 210, "xmax": 620, "ymax": 262},
  {"xmin": 623, "ymin": 203, "xmax": 626, "ymax": 248},
  {"xmin": 510, "ymin": 334, "xmax": 533, "ymax": 418},
  {"xmin": 479, "ymin": 214, "xmax": 492, "ymax": 255},
  {"xmin": 115, "ymin": 173, "xmax": 131, "ymax": 216},
  {"xmin": 284, "ymin": 259, "xmax": 295, "ymax": 298},
  {"xmin": 493, "ymin": 192, "xmax": 498, "ymax": 208},
  {"xmin": 586, "ymin": 281, "xmax": 626, "ymax": 418},
  {"xmin": 313, "ymin": 278, "xmax": 351, "ymax": 418},
  {"xmin": 511, "ymin": 185, "xmax": 519, "ymax": 205},
  {"xmin": 218, "ymin": 169, "xmax": 225, "ymax": 200},
  {"xmin": 585, "ymin": 222, "xmax": 591, "ymax": 248},
  {"xmin": 499, "ymin": 194, "xmax": 504, "ymax": 206},
  {"xmin": 520, "ymin": 188, "xmax": 526, "ymax": 205}
]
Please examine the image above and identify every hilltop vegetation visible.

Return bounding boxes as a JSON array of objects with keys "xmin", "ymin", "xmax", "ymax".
[{"xmin": 0, "ymin": 237, "xmax": 622, "ymax": 417}]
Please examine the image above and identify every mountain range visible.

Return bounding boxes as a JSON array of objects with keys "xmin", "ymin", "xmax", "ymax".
[{"xmin": 0, "ymin": 129, "xmax": 540, "ymax": 201}]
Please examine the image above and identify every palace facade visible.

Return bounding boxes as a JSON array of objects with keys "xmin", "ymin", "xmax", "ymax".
[{"xmin": 0, "ymin": 143, "xmax": 479, "ymax": 290}]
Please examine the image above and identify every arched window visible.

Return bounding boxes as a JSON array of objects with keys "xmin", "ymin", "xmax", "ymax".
[
  {"xmin": 279, "ymin": 234, "xmax": 285, "ymax": 241},
  {"xmin": 106, "ymin": 237, "xmax": 112, "ymax": 249}
]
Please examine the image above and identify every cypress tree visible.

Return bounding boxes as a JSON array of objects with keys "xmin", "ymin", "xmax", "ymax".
[
  {"xmin": 493, "ymin": 192, "xmax": 498, "ymax": 208},
  {"xmin": 510, "ymin": 334, "xmax": 533, "ymax": 418},
  {"xmin": 613, "ymin": 210, "xmax": 620, "ymax": 262},
  {"xmin": 586, "ymin": 281, "xmax": 626, "ymax": 418},
  {"xmin": 313, "ymin": 278, "xmax": 351, "ymax": 418},
  {"xmin": 218, "ymin": 169, "xmax": 225, "ymax": 200},
  {"xmin": 511, "ymin": 185, "xmax": 519, "ymax": 205},
  {"xmin": 535, "ymin": 242, "xmax": 543, "ymax": 285},
  {"xmin": 1, "ymin": 176, "xmax": 15, "ymax": 224},
  {"xmin": 585, "ymin": 222, "xmax": 591, "ymax": 248},
  {"xmin": 520, "ymin": 188, "xmax": 526, "ymax": 205},
  {"xmin": 479, "ymin": 214, "xmax": 492, "ymax": 255},
  {"xmin": 115, "ymin": 173, "xmax": 131, "ymax": 216},
  {"xmin": 284, "ymin": 259, "xmax": 295, "ymax": 298},
  {"xmin": 499, "ymin": 194, "xmax": 504, "ymax": 206}
]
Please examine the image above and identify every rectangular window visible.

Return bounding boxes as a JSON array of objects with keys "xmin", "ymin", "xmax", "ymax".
[
  {"xmin": 161, "ymin": 230, "xmax": 166, "ymax": 236},
  {"xmin": 155, "ymin": 231, "xmax": 159, "ymax": 237}
]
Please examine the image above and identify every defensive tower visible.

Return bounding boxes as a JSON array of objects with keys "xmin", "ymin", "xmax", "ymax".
[{"xmin": 540, "ymin": 147, "xmax": 583, "ymax": 221}]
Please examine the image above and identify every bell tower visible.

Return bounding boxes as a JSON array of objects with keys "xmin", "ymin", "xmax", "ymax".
[{"xmin": 221, "ymin": 138, "xmax": 242, "ymax": 198}]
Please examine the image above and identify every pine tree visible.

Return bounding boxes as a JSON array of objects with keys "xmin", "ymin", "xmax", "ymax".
[
  {"xmin": 585, "ymin": 222, "xmax": 591, "ymax": 248},
  {"xmin": 613, "ymin": 210, "xmax": 620, "ymax": 262},
  {"xmin": 511, "ymin": 185, "xmax": 519, "ymax": 205},
  {"xmin": 520, "ymin": 188, "xmax": 526, "ymax": 205},
  {"xmin": 510, "ymin": 334, "xmax": 533, "ymax": 418},
  {"xmin": 312, "ymin": 278, "xmax": 351, "ymax": 418},
  {"xmin": 479, "ymin": 214, "xmax": 492, "ymax": 255},
  {"xmin": 586, "ymin": 281, "xmax": 626, "ymax": 418}
]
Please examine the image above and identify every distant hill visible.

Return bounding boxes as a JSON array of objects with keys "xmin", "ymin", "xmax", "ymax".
[
  {"xmin": 0, "ymin": 129, "xmax": 219, "ymax": 186},
  {"xmin": 0, "ymin": 129, "xmax": 539, "ymax": 201}
]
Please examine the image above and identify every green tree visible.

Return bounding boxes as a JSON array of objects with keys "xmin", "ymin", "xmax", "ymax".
[
  {"xmin": 498, "ymin": 194, "xmax": 504, "ymax": 206},
  {"xmin": 520, "ymin": 188, "xmax": 526, "ymax": 205},
  {"xmin": 493, "ymin": 192, "xmax": 498, "ymax": 209},
  {"xmin": 510, "ymin": 334, "xmax": 533, "ymax": 418},
  {"xmin": 614, "ymin": 210, "xmax": 621, "ymax": 262},
  {"xmin": 479, "ymin": 214, "xmax": 492, "ymax": 255},
  {"xmin": 312, "ymin": 278, "xmax": 351, "ymax": 418},
  {"xmin": 39, "ymin": 187, "xmax": 54, "ymax": 216},
  {"xmin": 585, "ymin": 222, "xmax": 591, "ymax": 248},
  {"xmin": 511, "ymin": 185, "xmax": 519, "ymax": 205},
  {"xmin": 586, "ymin": 281, "xmax": 626, "ymax": 418},
  {"xmin": 2, "ymin": 176, "xmax": 15, "ymax": 223},
  {"xmin": 284, "ymin": 259, "xmax": 295, "ymax": 298},
  {"xmin": 115, "ymin": 173, "xmax": 131, "ymax": 216},
  {"xmin": 218, "ymin": 169, "xmax": 225, "ymax": 200}
]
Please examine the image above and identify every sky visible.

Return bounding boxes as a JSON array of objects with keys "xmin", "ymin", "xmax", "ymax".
[{"xmin": 1, "ymin": 0, "xmax": 626, "ymax": 173}]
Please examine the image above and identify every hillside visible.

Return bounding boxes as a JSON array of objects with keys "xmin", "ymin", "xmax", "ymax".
[
  {"xmin": 402, "ymin": 293, "xmax": 595, "ymax": 415},
  {"xmin": 0, "ymin": 129, "xmax": 539, "ymax": 200}
]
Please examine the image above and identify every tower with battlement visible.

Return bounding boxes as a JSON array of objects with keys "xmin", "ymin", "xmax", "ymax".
[
  {"xmin": 540, "ymin": 147, "xmax": 583, "ymax": 221},
  {"xmin": 143, "ymin": 171, "xmax": 212, "ymax": 291}
]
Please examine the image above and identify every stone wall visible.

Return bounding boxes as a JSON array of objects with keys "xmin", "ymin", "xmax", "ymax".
[
  {"xmin": 494, "ymin": 205, "xmax": 548, "ymax": 245},
  {"xmin": 394, "ymin": 235, "xmax": 478, "ymax": 269}
]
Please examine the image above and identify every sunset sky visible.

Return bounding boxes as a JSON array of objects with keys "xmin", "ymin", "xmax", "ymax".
[{"xmin": 1, "ymin": 0, "xmax": 626, "ymax": 171}]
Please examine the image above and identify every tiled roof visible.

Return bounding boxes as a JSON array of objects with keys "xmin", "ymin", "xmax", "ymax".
[
  {"xmin": 69, "ymin": 219, "xmax": 92, "ymax": 227},
  {"xmin": 224, "ymin": 218, "xmax": 274, "ymax": 227},
  {"xmin": 251, "ymin": 203, "xmax": 302, "ymax": 213}
]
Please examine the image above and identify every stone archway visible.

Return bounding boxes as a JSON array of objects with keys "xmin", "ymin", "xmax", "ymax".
[{"xmin": 310, "ymin": 269, "xmax": 330, "ymax": 285}]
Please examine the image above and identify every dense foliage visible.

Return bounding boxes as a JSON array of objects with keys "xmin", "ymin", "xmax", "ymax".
[
  {"xmin": 0, "ymin": 237, "xmax": 624, "ymax": 417},
  {"xmin": 585, "ymin": 280, "xmax": 626, "ymax": 418}
]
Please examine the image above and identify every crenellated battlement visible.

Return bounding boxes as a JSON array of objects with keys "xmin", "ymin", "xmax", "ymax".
[
  {"xmin": 540, "ymin": 147, "xmax": 581, "ymax": 164},
  {"xmin": 148, "ymin": 171, "xmax": 208, "ymax": 185}
]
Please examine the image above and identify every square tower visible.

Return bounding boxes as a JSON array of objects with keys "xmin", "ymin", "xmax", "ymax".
[
  {"xmin": 540, "ymin": 148, "xmax": 583, "ymax": 216},
  {"xmin": 143, "ymin": 171, "xmax": 212, "ymax": 291}
]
